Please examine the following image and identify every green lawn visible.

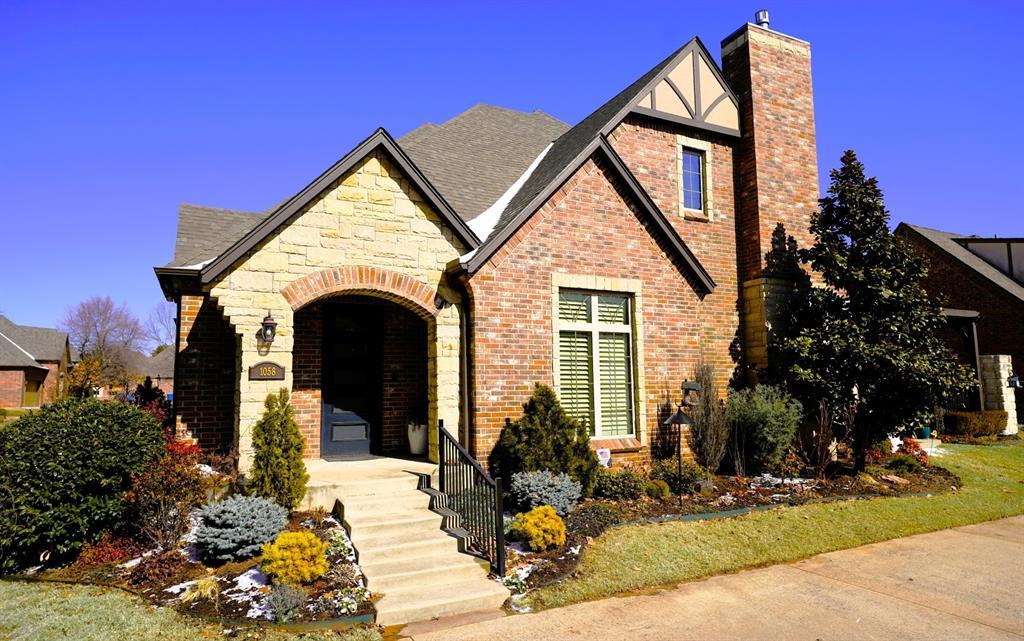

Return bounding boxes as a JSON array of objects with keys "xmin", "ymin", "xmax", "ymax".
[
  {"xmin": 526, "ymin": 441, "xmax": 1024, "ymax": 610},
  {"xmin": 0, "ymin": 580, "xmax": 381, "ymax": 641}
]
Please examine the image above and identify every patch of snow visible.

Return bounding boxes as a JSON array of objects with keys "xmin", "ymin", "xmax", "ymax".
[
  {"xmin": 889, "ymin": 435, "xmax": 903, "ymax": 452},
  {"xmin": 461, "ymin": 143, "xmax": 553, "ymax": 256},
  {"xmin": 165, "ymin": 579, "xmax": 198, "ymax": 595},
  {"xmin": 180, "ymin": 258, "xmax": 214, "ymax": 270},
  {"xmin": 181, "ymin": 513, "xmax": 203, "ymax": 561},
  {"xmin": 195, "ymin": 463, "xmax": 216, "ymax": 477}
]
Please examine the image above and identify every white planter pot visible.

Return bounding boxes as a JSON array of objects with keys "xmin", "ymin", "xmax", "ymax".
[{"xmin": 408, "ymin": 423, "xmax": 428, "ymax": 456}]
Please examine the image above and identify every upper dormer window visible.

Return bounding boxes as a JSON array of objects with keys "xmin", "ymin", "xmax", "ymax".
[{"xmin": 681, "ymin": 148, "xmax": 704, "ymax": 212}]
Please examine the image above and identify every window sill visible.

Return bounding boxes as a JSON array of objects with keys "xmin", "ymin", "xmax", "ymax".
[
  {"xmin": 682, "ymin": 209, "xmax": 710, "ymax": 222},
  {"xmin": 590, "ymin": 437, "xmax": 642, "ymax": 453}
]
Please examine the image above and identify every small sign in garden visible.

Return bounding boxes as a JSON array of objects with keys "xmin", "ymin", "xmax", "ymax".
[{"xmin": 249, "ymin": 361, "xmax": 285, "ymax": 381}]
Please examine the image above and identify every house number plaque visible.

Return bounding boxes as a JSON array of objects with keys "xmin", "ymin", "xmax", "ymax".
[{"xmin": 249, "ymin": 361, "xmax": 285, "ymax": 381}]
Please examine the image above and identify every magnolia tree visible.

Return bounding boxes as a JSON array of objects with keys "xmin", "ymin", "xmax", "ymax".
[{"xmin": 771, "ymin": 151, "xmax": 974, "ymax": 471}]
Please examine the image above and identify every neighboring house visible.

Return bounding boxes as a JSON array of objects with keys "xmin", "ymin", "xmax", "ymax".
[
  {"xmin": 96, "ymin": 348, "xmax": 176, "ymax": 399},
  {"xmin": 156, "ymin": 18, "xmax": 820, "ymax": 470},
  {"xmin": 896, "ymin": 223, "xmax": 1023, "ymax": 421},
  {"xmin": 0, "ymin": 315, "xmax": 71, "ymax": 409}
]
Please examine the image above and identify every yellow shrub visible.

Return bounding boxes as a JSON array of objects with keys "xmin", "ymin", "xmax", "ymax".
[
  {"xmin": 512, "ymin": 505, "xmax": 566, "ymax": 551},
  {"xmin": 260, "ymin": 531, "xmax": 328, "ymax": 585}
]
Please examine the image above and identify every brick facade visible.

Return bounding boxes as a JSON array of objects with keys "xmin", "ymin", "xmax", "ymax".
[
  {"xmin": 175, "ymin": 294, "xmax": 238, "ymax": 452},
  {"xmin": 466, "ymin": 155, "xmax": 719, "ymax": 468},
  {"xmin": 722, "ymin": 24, "xmax": 819, "ymax": 369},
  {"xmin": 898, "ymin": 230, "xmax": 1024, "ymax": 413},
  {"xmin": 0, "ymin": 370, "xmax": 24, "ymax": 408}
]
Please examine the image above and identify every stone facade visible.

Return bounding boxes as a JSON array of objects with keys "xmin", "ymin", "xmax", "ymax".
[
  {"xmin": 197, "ymin": 151, "xmax": 466, "ymax": 468},
  {"xmin": 980, "ymin": 355, "xmax": 1019, "ymax": 434}
]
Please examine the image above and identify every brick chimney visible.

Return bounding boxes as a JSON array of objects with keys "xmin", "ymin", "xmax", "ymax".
[{"xmin": 721, "ymin": 14, "xmax": 819, "ymax": 372}]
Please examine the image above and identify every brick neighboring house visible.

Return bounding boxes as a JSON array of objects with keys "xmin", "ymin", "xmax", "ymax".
[
  {"xmin": 895, "ymin": 223, "xmax": 1023, "ymax": 419},
  {"xmin": 156, "ymin": 18, "xmax": 820, "ymax": 471},
  {"xmin": 96, "ymin": 348, "xmax": 176, "ymax": 400},
  {"xmin": 0, "ymin": 315, "xmax": 71, "ymax": 409}
]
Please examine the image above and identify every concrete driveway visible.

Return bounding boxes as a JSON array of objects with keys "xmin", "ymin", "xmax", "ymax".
[{"xmin": 405, "ymin": 516, "xmax": 1024, "ymax": 641}]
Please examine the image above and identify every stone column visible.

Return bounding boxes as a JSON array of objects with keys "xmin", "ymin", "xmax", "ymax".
[
  {"xmin": 979, "ymin": 354, "xmax": 1019, "ymax": 434},
  {"xmin": 428, "ymin": 302, "xmax": 462, "ymax": 462}
]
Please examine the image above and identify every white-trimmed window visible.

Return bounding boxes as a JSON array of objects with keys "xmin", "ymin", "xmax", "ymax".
[{"xmin": 557, "ymin": 290, "xmax": 635, "ymax": 437}]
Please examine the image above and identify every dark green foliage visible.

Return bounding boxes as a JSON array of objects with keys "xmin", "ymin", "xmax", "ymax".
[
  {"xmin": 0, "ymin": 399, "xmax": 165, "ymax": 570},
  {"xmin": 887, "ymin": 454, "xmax": 923, "ymax": 474},
  {"xmin": 509, "ymin": 470, "xmax": 581, "ymax": 516},
  {"xmin": 650, "ymin": 460, "xmax": 707, "ymax": 495},
  {"xmin": 644, "ymin": 479, "xmax": 672, "ymax": 499},
  {"xmin": 248, "ymin": 389, "xmax": 309, "ymax": 510},
  {"xmin": 195, "ymin": 495, "xmax": 288, "ymax": 563},
  {"xmin": 770, "ymin": 151, "xmax": 974, "ymax": 471},
  {"xmin": 489, "ymin": 383, "xmax": 600, "ymax": 497},
  {"xmin": 592, "ymin": 468, "xmax": 646, "ymax": 501},
  {"xmin": 727, "ymin": 385, "xmax": 803, "ymax": 475},
  {"xmin": 566, "ymin": 502, "xmax": 624, "ymax": 538},
  {"xmin": 943, "ymin": 411, "xmax": 1007, "ymax": 437},
  {"xmin": 688, "ymin": 362, "xmax": 729, "ymax": 473}
]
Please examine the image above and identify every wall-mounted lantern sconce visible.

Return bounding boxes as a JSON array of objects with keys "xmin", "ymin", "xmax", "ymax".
[
  {"xmin": 1010, "ymin": 374, "xmax": 1022, "ymax": 390},
  {"xmin": 260, "ymin": 311, "xmax": 278, "ymax": 344}
]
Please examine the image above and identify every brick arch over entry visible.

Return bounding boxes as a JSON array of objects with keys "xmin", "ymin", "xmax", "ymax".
[{"xmin": 281, "ymin": 267, "xmax": 440, "ymax": 319}]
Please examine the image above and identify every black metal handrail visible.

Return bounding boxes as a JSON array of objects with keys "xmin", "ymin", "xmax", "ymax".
[{"xmin": 437, "ymin": 420, "xmax": 506, "ymax": 576}]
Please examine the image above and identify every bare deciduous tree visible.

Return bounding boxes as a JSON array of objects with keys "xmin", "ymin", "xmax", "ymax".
[
  {"xmin": 689, "ymin": 362, "xmax": 729, "ymax": 473},
  {"xmin": 145, "ymin": 302, "xmax": 177, "ymax": 354},
  {"xmin": 60, "ymin": 297, "xmax": 145, "ymax": 393}
]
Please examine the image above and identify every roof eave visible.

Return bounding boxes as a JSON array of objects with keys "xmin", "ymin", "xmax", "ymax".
[
  {"xmin": 461, "ymin": 137, "xmax": 715, "ymax": 295},
  {"xmin": 154, "ymin": 266, "xmax": 202, "ymax": 301},
  {"xmin": 196, "ymin": 128, "xmax": 480, "ymax": 286}
]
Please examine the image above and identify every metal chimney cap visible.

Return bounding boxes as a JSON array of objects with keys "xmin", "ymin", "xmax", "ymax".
[{"xmin": 754, "ymin": 9, "xmax": 770, "ymax": 28}]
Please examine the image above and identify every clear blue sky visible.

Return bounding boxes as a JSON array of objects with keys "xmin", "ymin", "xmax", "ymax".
[{"xmin": 1, "ymin": 0, "xmax": 1020, "ymax": 328}]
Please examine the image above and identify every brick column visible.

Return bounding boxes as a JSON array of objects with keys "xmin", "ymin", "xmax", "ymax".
[
  {"xmin": 722, "ymin": 22, "xmax": 819, "ymax": 373},
  {"xmin": 979, "ymin": 355, "xmax": 1019, "ymax": 434}
]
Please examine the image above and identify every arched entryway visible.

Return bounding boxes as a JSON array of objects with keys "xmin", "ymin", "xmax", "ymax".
[{"xmin": 294, "ymin": 296, "xmax": 428, "ymax": 460}]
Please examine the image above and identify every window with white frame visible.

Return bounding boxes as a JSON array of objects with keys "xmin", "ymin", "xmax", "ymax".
[
  {"xmin": 557, "ymin": 290, "xmax": 635, "ymax": 437},
  {"xmin": 680, "ymin": 147, "xmax": 705, "ymax": 212}
]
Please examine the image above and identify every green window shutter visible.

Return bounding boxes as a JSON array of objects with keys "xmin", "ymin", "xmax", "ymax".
[
  {"xmin": 558, "ymin": 291, "xmax": 591, "ymax": 323},
  {"xmin": 598, "ymin": 332, "xmax": 633, "ymax": 436},
  {"xmin": 597, "ymin": 294, "xmax": 629, "ymax": 324},
  {"xmin": 559, "ymin": 330, "xmax": 594, "ymax": 434}
]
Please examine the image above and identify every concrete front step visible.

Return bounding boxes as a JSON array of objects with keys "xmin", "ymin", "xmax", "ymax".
[
  {"xmin": 374, "ymin": 577, "xmax": 510, "ymax": 627},
  {"xmin": 306, "ymin": 456, "xmax": 508, "ymax": 626},
  {"xmin": 368, "ymin": 557, "xmax": 490, "ymax": 593}
]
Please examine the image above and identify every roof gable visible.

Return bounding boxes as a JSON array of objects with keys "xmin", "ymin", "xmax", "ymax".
[
  {"xmin": 898, "ymin": 223, "xmax": 1024, "ymax": 304},
  {"xmin": 197, "ymin": 128, "xmax": 480, "ymax": 286},
  {"xmin": 632, "ymin": 39, "xmax": 740, "ymax": 135},
  {"xmin": 0, "ymin": 315, "xmax": 68, "ymax": 363},
  {"xmin": 462, "ymin": 136, "xmax": 715, "ymax": 294}
]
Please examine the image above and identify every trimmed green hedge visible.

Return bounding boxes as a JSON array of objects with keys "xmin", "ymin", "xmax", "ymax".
[
  {"xmin": 943, "ymin": 410, "xmax": 1007, "ymax": 437},
  {"xmin": 0, "ymin": 399, "xmax": 165, "ymax": 570}
]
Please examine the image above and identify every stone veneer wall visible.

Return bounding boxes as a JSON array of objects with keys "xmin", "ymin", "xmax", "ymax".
[
  {"xmin": 466, "ymin": 154, "xmax": 726, "ymax": 469},
  {"xmin": 980, "ymin": 355, "xmax": 1019, "ymax": 434},
  {"xmin": 205, "ymin": 151, "xmax": 465, "ymax": 469}
]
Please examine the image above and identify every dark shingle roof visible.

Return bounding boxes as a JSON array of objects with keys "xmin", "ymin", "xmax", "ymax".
[
  {"xmin": 168, "ymin": 204, "xmax": 271, "ymax": 267},
  {"xmin": 148, "ymin": 348, "xmax": 175, "ymax": 379},
  {"xmin": 901, "ymin": 224, "xmax": 1024, "ymax": 304},
  {"xmin": 0, "ymin": 315, "xmax": 67, "ymax": 363},
  {"xmin": 0, "ymin": 332, "xmax": 45, "ymax": 369},
  {"xmin": 400, "ymin": 104, "xmax": 569, "ymax": 220}
]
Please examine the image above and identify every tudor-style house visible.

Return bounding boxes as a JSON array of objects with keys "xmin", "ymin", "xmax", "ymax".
[{"xmin": 156, "ymin": 17, "xmax": 819, "ymax": 473}]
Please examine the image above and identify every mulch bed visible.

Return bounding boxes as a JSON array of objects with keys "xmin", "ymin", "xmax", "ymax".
[
  {"xmin": 30, "ymin": 510, "xmax": 374, "ymax": 624},
  {"xmin": 506, "ymin": 462, "xmax": 961, "ymax": 594}
]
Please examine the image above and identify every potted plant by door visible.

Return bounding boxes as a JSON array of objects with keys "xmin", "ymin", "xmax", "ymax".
[{"xmin": 407, "ymin": 421, "xmax": 428, "ymax": 456}]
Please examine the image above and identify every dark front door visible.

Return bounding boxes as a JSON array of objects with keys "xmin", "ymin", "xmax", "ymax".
[{"xmin": 321, "ymin": 305, "xmax": 382, "ymax": 459}]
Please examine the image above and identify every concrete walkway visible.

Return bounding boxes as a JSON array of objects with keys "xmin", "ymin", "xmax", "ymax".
[{"xmin": 407, "ymin": 516, "xmax": 1024, "ymax": 641}]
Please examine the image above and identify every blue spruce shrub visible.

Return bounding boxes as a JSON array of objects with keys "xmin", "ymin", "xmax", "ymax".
[
  {"xmin": 196, "ymin": 495, "xmax": 287, "ymax": 563},
  {"xmin": 509, "ymin": 470, "xmax": 581, "ymax": 516}
]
